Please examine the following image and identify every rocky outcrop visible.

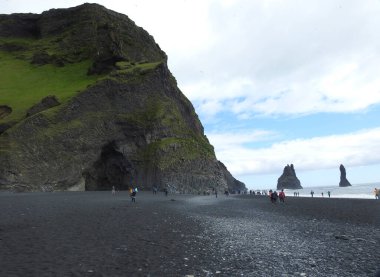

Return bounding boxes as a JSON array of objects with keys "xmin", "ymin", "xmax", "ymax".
[
  {"xmin": 0, "ymin": 105, "xmax": 12, "ymax": 119},
  {"xmin": 0, "ymin": 4, "xmax": 245, "ymax": 193},
  {"xmin": 339, "ymin": 164, "xmax": 351, "ymax": 187},
  {"xmin": 0, "ymin": 106, "xmax": 13, "ymax": 135},
  {"xmin": 26, "ymin": 96, "xmax": 60, "ymax": 117},
  {"xmin": 218, "ymin": 161, "xmax": 246, "ymax": 193},
  {"xmin": 277, "ymin": 164, "xmax": 302, "ymax": 190}
]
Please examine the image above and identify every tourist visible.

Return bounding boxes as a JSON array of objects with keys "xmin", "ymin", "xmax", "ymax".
[
  {"xmin": 374, "ymin": 188, "xmax": 379, "ymax": 200},
  {"xmin": 215, "ymin": 190, "xmax": 218, "ymax": 198},
  {"xmin": 130, "ymin": 189, "xmax": 136, "ymax": 202},
  {"xmin": 311, "ymin": 190, "xmax": 314, "ymax": 198},
  {"xmin": 112, "ymin": 186, "xmax": 116, "ymax": 195},
  {"xmin": 321, "ymin": 192, "xmax": 324, "ymax": 197},
  {"xmin": 269, "ymin": 190, "xmax": 278, "ymax": 203},
  {"xmin": 272, "ymin": 191, "xmax": 278, "ymax": 203},
  {"xmin": 327, "ymin": 191, "xmax": 331, "ymax": 198},
  {"xmin": 279, "ymin": 189, "xmax": 285, "ymax": 203}
]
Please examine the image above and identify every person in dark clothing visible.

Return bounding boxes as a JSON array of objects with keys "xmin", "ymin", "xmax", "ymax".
[
  {"xmin": 130, "ymin": 190, "xmax": 136, "ymax": 202},
  {"xmin": 272, "ymin": 191, "xmax": 278, "ymax": 203}
]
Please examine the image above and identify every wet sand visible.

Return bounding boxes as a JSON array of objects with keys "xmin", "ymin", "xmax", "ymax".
[{"xmin": 0, "ymin": 191, "xmax": 379, "ymax": 276}]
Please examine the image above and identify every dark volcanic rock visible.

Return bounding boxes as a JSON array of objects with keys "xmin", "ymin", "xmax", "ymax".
[
  {"xmin": 339, "ymin": 164, "xmax": 351, "ymax": 187},
  {"xmin": 277, "ymin": 164, "xmax": 302, "ymax": 190},
  {"xmin": 218, "ymin": 161, "xmax": 246, "ymax": 193},
  {"xmin": 0, "ymin": 4, "xmax": 245, "ymax": 193},
  {"xmin": 0, "ymin": 105, "xmax": 12, "ymax": 119},
  {"xmin": 26, "ymin": 95, "xmax": 60, "ymax": 117}
]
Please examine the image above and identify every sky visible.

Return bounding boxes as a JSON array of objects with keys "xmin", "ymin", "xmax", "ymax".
[{"xmin": 2, "ymin": 0, "xmax": 380, "ymax": 189}]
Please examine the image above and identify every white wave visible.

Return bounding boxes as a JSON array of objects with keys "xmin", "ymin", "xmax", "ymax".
[{"xmin": 283, "ymin": 182, "xmax": 378, "ymax": 199}]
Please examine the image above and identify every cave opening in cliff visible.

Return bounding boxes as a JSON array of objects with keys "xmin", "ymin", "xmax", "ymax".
[{"xmin": 84, "ymin": 141, "xmax": 133, "ymax": 191}]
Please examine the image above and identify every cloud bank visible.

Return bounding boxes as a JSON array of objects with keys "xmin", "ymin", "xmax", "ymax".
[
  {"xmin": 175, "ymin": 0, "xmax": 380, "ymax": 118},
  {"xmin": 208, "ymin": 127, "xmax": 380, "ymax": 176}
]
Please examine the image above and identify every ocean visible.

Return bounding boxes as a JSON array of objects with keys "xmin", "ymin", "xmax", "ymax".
[{"xmin": 284, "ymin": 182, "xmax": 378, "ymax": 199}]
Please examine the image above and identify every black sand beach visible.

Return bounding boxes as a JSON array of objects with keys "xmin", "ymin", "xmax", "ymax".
[{"xmin": 0, "ymin": 192, "xmax": 379, "ymax": 276}]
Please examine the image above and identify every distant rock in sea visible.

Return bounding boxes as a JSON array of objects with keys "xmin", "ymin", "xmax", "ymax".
[
  {"xmin": 339, "ymin": 164, "xmax": 351, "ymax": 187},
  {"xmin": 277, "ymin": 164, "xmax": 302, "ymax": 190}
]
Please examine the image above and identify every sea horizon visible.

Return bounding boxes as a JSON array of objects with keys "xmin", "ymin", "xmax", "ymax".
[{"xmin": 282, "ymin": 182, "xmax": 378, "ymax": 199}]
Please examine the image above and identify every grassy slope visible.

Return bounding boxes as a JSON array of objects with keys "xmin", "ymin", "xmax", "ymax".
[
  {"xmin": 0, "ymin": 39, "xmax": 215, "ymax": 165},
  {"xmin": 0, "ymin": 50, "xmax": 99, "ymax": 124}
]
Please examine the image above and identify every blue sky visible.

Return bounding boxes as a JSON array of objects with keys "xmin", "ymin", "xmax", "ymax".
[{"xmin": 2, "ymin": 0, "xmax": 380, "ymax": 189}]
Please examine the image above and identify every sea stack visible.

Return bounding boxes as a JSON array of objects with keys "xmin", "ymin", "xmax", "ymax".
[
  {"xmin": 339, "ymin": 164, "xmax": 351, "ymax": 187},
  {"xmin": 277, "ymin": 164, "xmax": 302, "ymax": 190}
]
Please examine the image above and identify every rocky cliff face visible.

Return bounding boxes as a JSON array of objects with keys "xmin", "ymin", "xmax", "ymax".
[
  {"xmin": 339, "ymin": 164, "xmax": 351, "ymax": 187},
  {"xmin": 0, "ymin": 4, "xmax": 245, "ymax": 193},
  {"xmin": 277, "ymin": 164, "xmax": 302, "ymax": 190}
]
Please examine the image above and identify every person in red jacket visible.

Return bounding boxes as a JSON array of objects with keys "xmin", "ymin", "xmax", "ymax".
[{"xmin": 279, "ymin": 189, "xmax": 285, "ymax": 203}]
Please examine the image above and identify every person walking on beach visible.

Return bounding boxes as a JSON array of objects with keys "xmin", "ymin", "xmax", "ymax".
[
  {"xmin": 215, "ymin": 190, "xmax": 218, "ymax": 198},
  {"xmin": 279, "ymin": 189, "xmax": 285, "ymax": 203},
  {"xmin": 112, "ymin": 186, "xmax": 116, "ymax": 195},
  {"xmin": 374, "ymin": 188, "xmax": 379, "ymax": 199},
  {"xmin": 327, "ymin": 191, "xmax": 331, "ymax": 198},
  {"xmin": 270, "ymin": 190, "xmax": 278, "ymax": 203},
  {"xmin": 130, "ymin": 190, "xmax": 136, "ymax": 202},
  {"xmin": 273, "ymin": 191, "xmax": 278, "ymax": 203},
  {"xmin": 311, "ymin": 190, "xmax": 314, "ymax": 198}
]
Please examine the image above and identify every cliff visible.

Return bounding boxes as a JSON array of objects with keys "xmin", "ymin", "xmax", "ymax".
[{"xmin": 0, "ymin": 4, "xmax": 245, "ymax": 193}]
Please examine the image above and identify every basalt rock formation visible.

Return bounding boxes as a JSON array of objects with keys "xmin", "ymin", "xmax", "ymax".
[
  {"xmin": 277, "ymin": 164, "xmax": 302, "ymax": 190},
  {"xmin": 0, "ymin": 4, "xmax": 246, "ymax": 193},
  {"xmin": 339, "ymin": 164, "xmax": 351, "ymax": 187},
  {"xmin": 218, "ymin": 161, "xmax": 246, "ymax": 193}
]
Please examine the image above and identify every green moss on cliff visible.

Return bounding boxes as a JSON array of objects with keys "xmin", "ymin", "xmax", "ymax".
[
  {"xmin": 141, "ymin": 136, "xmax": 214, "ymax": 170},
  {"xmin": 0, "ymin": 50, "xmax": 100, "ymax": 125}
]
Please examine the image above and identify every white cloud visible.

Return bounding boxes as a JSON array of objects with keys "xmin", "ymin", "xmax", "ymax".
[
  {"xmin": 209, "ymin": 127, "xmax": 380, "ymax": 176},
  {"xmin": 208, "ymin": 129, "xmax": 277, "ymax": 148},
  {"xmin": 172, "ymin": 0, "xmax": 380, "ymax": 118}
]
